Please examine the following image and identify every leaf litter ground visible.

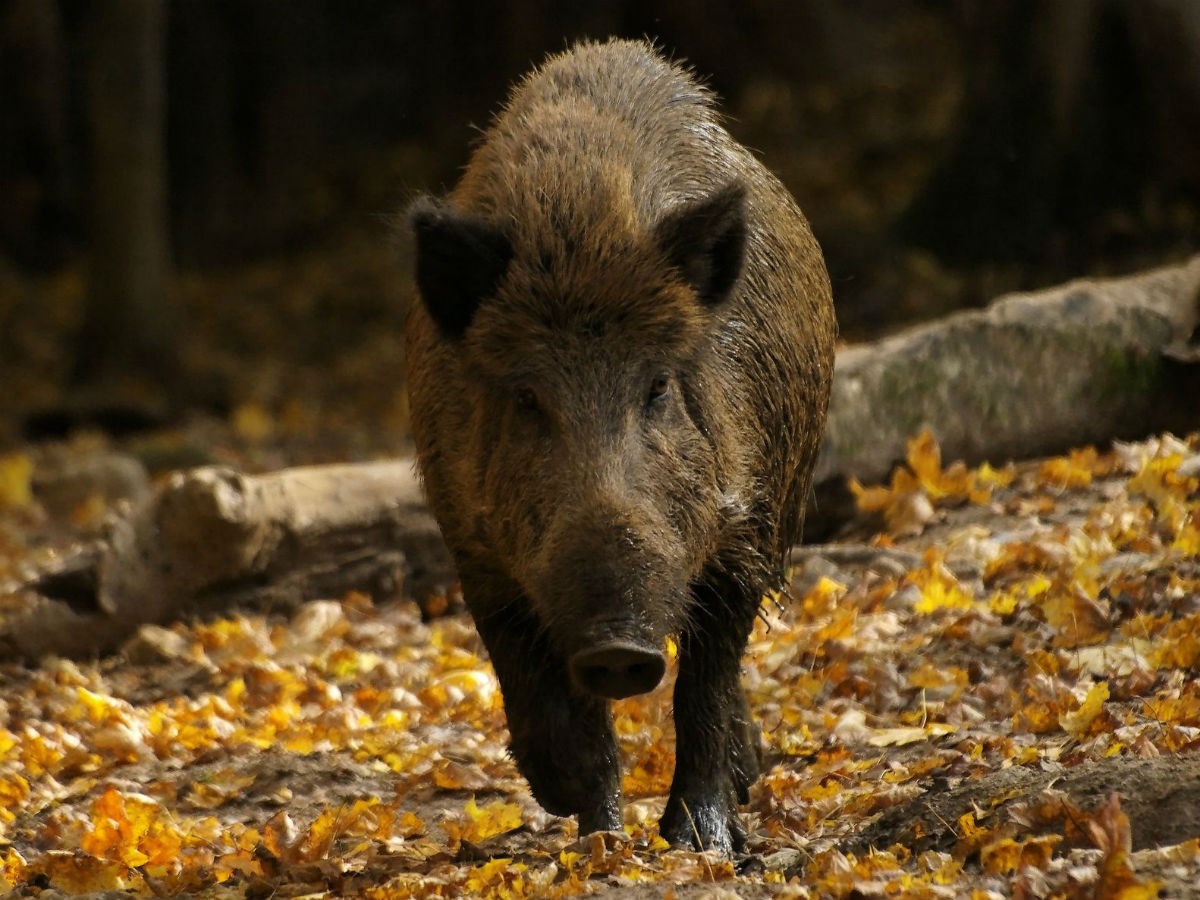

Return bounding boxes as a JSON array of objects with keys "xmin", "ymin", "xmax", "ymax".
[{"xmin": 0, "ymin": 430, "xmax": 1198, "ymax": 898}]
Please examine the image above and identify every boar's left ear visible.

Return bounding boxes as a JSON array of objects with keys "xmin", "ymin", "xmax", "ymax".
[
  {"xmin": 409, "ymin": 195, "xmax": 514, "ymax": 338},
  {"xmin": 654, "ymin": 180, "xmax": 748, "ymax": 306}
]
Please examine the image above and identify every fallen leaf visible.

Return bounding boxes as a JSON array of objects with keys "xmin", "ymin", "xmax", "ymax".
[
  {"xmin": 1060, "ymin": 681, "xmax": 1111, "ymax": 737},
  {"xmin": 0, "ymin": 453, "xmax": 33, "ymax": 508}
]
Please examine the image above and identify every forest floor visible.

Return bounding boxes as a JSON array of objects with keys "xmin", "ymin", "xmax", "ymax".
[
  {"xmin": 0, "ymin": 426, "xmax": 1198, "ymax": 899},
  {"xmin": 3, "ymin": 6, "xmax": 1199, "ymax": 893}
]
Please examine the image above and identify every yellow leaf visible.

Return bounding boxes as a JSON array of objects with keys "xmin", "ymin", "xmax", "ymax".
[
  {"xmin": 1038, "ymin": 579, "xmax": 1111, "ymax": 647},
  {"xmin": 464, "ymin": 857, "xmax": 529, "ymax": 896},
  {"xmin": 1148, "ymin": 613, "xmax": 1200, "ymax": 669},
  {"xmin": 1128, "ymin": 452, "xmax": 1196, "ymax": 536},
  {"xmin": 434, "ymin": 760, "xmax": 483, "ymax": 790},
  {"xmin": 74, "ymin": 687, "xmax": 133, "ymax": 725},
  {"xmin": 849, "ymin": 431, "xmax": 1009, "ymax": 535},
  {"xmin": 0, "ymin": 453, "xmax": 33, "ymax": 508},
  {"xmin": 1060, "ymin": 681, "xmax": 1110, "ymax": 737},
  {"xmin": 910, "ymin": 559, "xmax": 975, "ymax": 614},
  {"xmin": 1013, "ymin": 684, "xmax": 1070, "ymax": 735},
  {"xmin": 386, "ymin": 811, "xmax": 422, "ymax": 839},
  {"xmin": 906, "ymin": 430, "xmax": 944, "ymax": 491},
  {"xmin": 801, "ymin": 575, "xmax": 849, "ymax": 615},
  {"xmin": 1172, "ymin": 521, "xmax": 1200, "ymax": 556},
  {"xmin": 455, "ymin": 797, "xmax": 523, "ymax": 843},
  {"xmin": 1024, "ymin": 575, "xmax": 1052, "ymax": 598},
  {"xmin": 884, "ymin": 486, "xmax": 936, "ymax": 536},
  {"xmin": 954, "ymin": 811, "xmax": 996, "ymax": 860},
  {"xmin": 0, "ymin": 774, "xmax": 30, "ymax": 823},
  {"xmin": 79, "ymin": 787, "xmax": 185, "ymax": 870},
  {"xmin": 988, "ymin": 590, "xmax": 1019, "ymax": 615},
  {"xmin": 976, "ymin": 461, "xmax": 1016, "ymax": 488},
  {"xmin": 908, "ymin": 662, "xmax": 967, "ymax": 691},
  {"xmin": 957, "ymin": 811, "xmax": 981, "ymax": 838},
  {"xmin": 1086, "ymin": 793, "xmax": 1165, "ymax": 899},
  {"xmin": 867, "ymin": 722, "xmax": 956, "ymax": 746},
  {"xmin": 1142, "ymin": 693, "xmax": 1200, "ymax": 726},
  {"xmin": 664, "ymin": 635, "xmax": 678, "ymax": 662},
  {"xmin": 298, "ymin": 803, "xmax": 377, "ymax": 861}
]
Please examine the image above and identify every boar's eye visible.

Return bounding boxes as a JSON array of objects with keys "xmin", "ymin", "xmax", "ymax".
[
  {"xmin": 645, "ymin": 375, "xmax": 671, "ymax": 408},
  {"xmin": 515, "ymin": 386, "xmax": 540, "ymax": 413}
]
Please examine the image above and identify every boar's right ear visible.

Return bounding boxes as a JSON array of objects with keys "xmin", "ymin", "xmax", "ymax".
[
  {"xmin": 654, "ymin": 181, "xmax": 748, "ymax": 307},
  {"xmin": 408, "ymin": 195, "xmax": 513, "ymax": 338}
]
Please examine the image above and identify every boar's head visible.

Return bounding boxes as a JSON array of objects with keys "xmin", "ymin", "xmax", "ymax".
[{"xmin": 410, "ymin": 179, "xmax": 748, "ymax": 699}]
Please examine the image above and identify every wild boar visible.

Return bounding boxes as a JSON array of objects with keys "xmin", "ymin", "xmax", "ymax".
[{"xmin": 406, "ymin": 38, "xmax": 835, "ymax": 853}]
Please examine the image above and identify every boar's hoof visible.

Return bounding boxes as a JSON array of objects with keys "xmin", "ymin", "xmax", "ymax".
[
  {"xmin": 660, "ymin": 790, "xmax": 745, "ymax": 856},
  {"xmin": 569, "ymin": 641, "xmax": 666, "ymax": 699},
  {"xmin": 577, "ymin": 793, "xmax": 623, "ymax": 835}
]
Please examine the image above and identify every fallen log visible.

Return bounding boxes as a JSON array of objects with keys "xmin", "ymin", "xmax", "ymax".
[
  {"xmin": 808, "ymin": 255, "xmax": 1200, "ymax": 534},
  {"xmin": 4, "ymin": 462, "xmax": 452, "ymax": 659}
]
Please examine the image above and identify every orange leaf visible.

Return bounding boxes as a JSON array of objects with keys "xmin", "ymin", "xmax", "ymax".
[
  {"xmin": 1038, "ymin": 447, "xmax": 1102, "ymax": 488},
  {"xmin": 1086, "ymin": 794, "xmax": 1163, "ymax": 899},
  {"xmin": 1, "ymin": 848, "xmax": 26, "ymax": 890},
  {"xmin": 261, "ymin": 810, "xmax": 303, "ymax": 863},
  {"xmin": 980, "ymin": 834, "xmax": 1060, "ymax": 875},
  {"xmin": 30, "ymin": 852, "xmax": 133, "ymax": 895}
]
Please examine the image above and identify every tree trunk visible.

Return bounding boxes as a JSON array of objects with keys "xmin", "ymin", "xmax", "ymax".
[
  {"xmin": 897, "ymin": 0, "xmax": 1191, "ymax": 268},
  {"xmin": 76, "ymin": 0, "xmax": 177, "ymax": 395},
  {"xmin": 0, "ymin": 0, "xmax": 72, "ymax": 270}
]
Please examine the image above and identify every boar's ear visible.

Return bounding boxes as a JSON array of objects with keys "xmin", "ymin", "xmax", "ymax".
[
  {"xmin": 408, "ymin": 195, "xmax": 513, "ymax": 338},
  {"xmin": 654, "ymin": 181, "xmax": 748, "ymax": 306}
]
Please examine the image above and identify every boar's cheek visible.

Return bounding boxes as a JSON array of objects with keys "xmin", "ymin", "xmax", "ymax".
[{"xmin": 409, "ymin": 195, "xmax": 513, "ymax": 338}]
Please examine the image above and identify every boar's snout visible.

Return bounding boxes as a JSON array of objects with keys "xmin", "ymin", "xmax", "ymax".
[{"xmin": 569, "ymin": 640, "xmax": 666, "ymax": 699}]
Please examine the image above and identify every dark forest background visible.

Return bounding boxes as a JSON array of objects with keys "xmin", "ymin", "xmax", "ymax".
[{"xmin": 2, "ymin": 0, "xmax": 1198, "ymax": 457}]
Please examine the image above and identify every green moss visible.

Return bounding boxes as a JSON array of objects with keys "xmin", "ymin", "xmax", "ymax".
[{"xmin": 1100, "ymin": 348, "xmax": 1162, "ymax": 400}]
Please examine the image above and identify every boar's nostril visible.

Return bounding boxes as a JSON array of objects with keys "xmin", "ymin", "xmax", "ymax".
[{"xmin": 569, "ymin": 641, "xmax": 666, "ymax": 699}]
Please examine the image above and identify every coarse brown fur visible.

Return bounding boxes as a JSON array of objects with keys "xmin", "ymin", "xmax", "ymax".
[{"xmin": 405, "ymin": 38, "xmax": 836, "ymax": 853}]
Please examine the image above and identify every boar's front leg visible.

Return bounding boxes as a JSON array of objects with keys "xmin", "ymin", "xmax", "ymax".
[
  {"xmin": 660, "ymin": 577, "xmax": 762, "ymax": 854},
  {"xmin": 465, "ymin": 576, "xmax": 622, "ymax": 834}
]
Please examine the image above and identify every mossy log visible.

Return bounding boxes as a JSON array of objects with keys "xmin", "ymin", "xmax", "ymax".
[{"xmin": 809, "ymin": 256, "xmax": 1200, "ymax": 534}]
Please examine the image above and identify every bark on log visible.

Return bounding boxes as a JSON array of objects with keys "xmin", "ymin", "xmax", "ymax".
[{"xmin": 4, "ymin": 462, "xmax": 452, "ymax": 660}]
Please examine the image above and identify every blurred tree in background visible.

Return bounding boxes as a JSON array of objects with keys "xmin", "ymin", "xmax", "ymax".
[
  {"xmin": 902, "ymin": 0, "xmax": 1200, "ymax": 264},
  {"xmin": 0, "ymin": 0, "xmax": 1197, "ymax": 448},
  {"xmin": 77, "ymin": 0, "xmax": 175, "ymax": 403}
]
